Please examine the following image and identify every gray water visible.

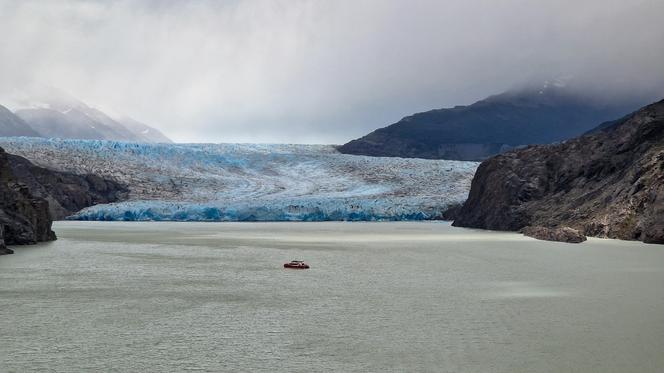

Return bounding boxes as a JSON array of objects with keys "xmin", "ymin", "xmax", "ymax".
[{"xmin": 1, "ymin": 222, "xmax": 663, "ymax": 372}]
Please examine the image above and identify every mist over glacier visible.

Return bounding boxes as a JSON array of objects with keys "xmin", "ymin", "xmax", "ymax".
[{"xmin": 0, "ymin": 138, "xmax": 477, "ymax": 221}]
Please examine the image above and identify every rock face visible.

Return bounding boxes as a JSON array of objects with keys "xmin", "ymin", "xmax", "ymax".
[
  {"xmin": 0, "ymin": 225, "xmax": 12, "ymax": 254},
  {"xmin": 0, "ymin": 145, "xmax": 127, "ymax": 254},
  {"xmin": 521, "ymin": 226, "xmax": 587, "ymax": 243},
  {"xmin": 338, "ymin": 84, "xmax": 640, "ymax": 161},
  {"xmin": 6, "ymin": 153, "xmax": 128, "ymax": 220},
  {"xmin": 0, "ymin": 147, "xmax": 56, "ymax": 254},
  {"xmin": 453, "ymin": 100, "xmax": 664, "ymax": 244}
]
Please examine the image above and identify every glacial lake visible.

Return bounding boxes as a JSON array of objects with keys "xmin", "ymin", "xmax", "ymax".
[{"xmin": 1, "ymin": 221, "xmax": 663, "ymax": 372}]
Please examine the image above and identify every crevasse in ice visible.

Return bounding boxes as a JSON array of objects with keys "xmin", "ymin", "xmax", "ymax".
[{"xmin": 0, "ymin": 137, "xmax": 479, "ymax": 221}]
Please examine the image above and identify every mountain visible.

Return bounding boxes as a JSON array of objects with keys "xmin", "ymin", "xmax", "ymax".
[
  {"xmin": 66, "ymin": 106, "xmax": 139, "ymax": 141},
  {"xmin": 116, "ymin": 116, "xmax": 173, "ymax": 143},
  {"xmin": 3, "ymin": 87, "xmax": 172, "ymax": 143},
  {"xmin": 338, "ymin": 83, "xmax": 641, "ymax": 161},
  {"xmin": 0, "ymin": 104, "xmax": 40, "ymax": 137},
  {"xmin": 0, "ymin": 147, "xmax": 55, "ymax": 255},
  {"xmin": 452, "ymin": 99, "xmax": 664, "ymax": 244},
  {"xmin": 15, "ymin": 108, "xmax": 130, "ymax": 141}
]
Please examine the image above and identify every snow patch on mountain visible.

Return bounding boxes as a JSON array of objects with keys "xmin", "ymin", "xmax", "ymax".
[
  {"xmin": 1, "ymin": 86, "xmax": 173, "ymax": 143},
  {"xmin": 0, "ymin": 138, "xmax": 478, "ymax": 221}
]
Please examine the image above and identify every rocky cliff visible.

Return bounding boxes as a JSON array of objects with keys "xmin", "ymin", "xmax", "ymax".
[
  {"xmin": 0, "ymin": 146, "xmax": 128, "ymax": 254},
  {"xmin": 453, "ymin": 100, "xmax": 664, "ymax": 244},
  {"xmin": 7, "ymin": 153, "xmax": 128, "ymax": 220},
  {"xmin": 0, "ymin": 147, "xmax": 55, "ymax": 254}
]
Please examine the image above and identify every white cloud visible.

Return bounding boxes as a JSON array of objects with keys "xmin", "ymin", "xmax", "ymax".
[{"xmin": 1, "ymin": 0, "xmax": 663, "ymax": 143}]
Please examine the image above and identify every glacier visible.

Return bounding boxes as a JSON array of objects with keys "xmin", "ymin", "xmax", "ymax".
[{"xmin": 0, "ymin": 137, "xmax": 478, "ymax": 221}]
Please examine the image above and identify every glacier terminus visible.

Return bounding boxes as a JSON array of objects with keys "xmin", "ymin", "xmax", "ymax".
[{"xmin": 0, "ymin": 138, "xmax": 478, "ymax": 221}]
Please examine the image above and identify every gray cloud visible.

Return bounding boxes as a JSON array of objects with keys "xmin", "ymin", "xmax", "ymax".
[{"xmin": 1, "ymin": 0, "xmax": 663, "ymax": 143}]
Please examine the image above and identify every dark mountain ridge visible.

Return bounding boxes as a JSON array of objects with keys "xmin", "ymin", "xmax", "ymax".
[{"xmin": 338, "ymin": 85, "xmax": 642, "ymax": 161}]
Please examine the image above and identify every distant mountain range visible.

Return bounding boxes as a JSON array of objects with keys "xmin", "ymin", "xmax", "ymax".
[
  {"xmin": 0, "ymin": 89, "xmax": 171, "ymax": 143},
  {"xmin": 338, "ymin": 82, "xmax": 645, "ymax": 161},
  {"xmin": 0, "ymin": 105, "xmax": 41, "ymax": 137}
]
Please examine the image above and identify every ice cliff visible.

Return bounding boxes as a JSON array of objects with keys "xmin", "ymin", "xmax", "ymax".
[{"xmin": 0, "ymin": 138, "xmax": 478, "ymax": 221}]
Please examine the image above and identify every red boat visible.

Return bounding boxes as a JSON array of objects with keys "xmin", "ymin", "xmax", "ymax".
[{"xmin": 284, "ymin": 260, "xmax": 310, "ymax": 269}]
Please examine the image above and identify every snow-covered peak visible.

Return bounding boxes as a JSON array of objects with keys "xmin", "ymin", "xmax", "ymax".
[
  {"xmin": 1, "ymin": 86, "xmax": 173, "ymax": 143},
  {"xmin": 539, "ymin": 77, "xmax": 569, "ymax": 94}
]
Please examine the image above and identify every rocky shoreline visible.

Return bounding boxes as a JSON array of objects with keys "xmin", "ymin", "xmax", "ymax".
[
  {"xmin": 0, "ymin": 147, "xmax": 55, "ymax": 254},
  {"xmin": 453, "ymin": 100, "xmax": 664, "ymax": 244},
  {"xmin": 521, "ymin": 226, "xmax": 587, "ymax": 243},
  {"xmin": 0, "ymin": 146, "xmax": 127, "ymax": 255}
]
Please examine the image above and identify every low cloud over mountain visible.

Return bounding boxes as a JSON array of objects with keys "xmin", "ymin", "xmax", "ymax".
[
  {"xmin": 1, "ymin": 0, "xmax": 663, "ymax": 143},
  {"xmin": 0, "ymin": 87, "xmax": 172, "ymax": 143}
]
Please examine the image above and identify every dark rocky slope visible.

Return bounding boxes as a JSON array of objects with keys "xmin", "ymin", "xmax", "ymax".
[
  {"xmin": 339, "ymin": 85, "xmax": 639, "ymax": 161},
  {"xmin": 7, "ymin": 153, "xmax": 127, "ymax": 220},
  {"xmin": 1, "ymin": 146, "xmax": 128, "ymax": 254},
  {"xmin": 0, "ymin": 147, "xmax": 55, "ymax": 254},
  {"xmin": 453, "ymin": 100, "xmax": 664, "ymax": 244},
  {"xmin": 521, "ymin": 226, "xmax": 587, "ymax": 243}
]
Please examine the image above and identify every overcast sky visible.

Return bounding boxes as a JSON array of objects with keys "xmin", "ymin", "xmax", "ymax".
[{"xmin": 1, "ymin": 0, "xmax": 663, "ymax": 143}]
